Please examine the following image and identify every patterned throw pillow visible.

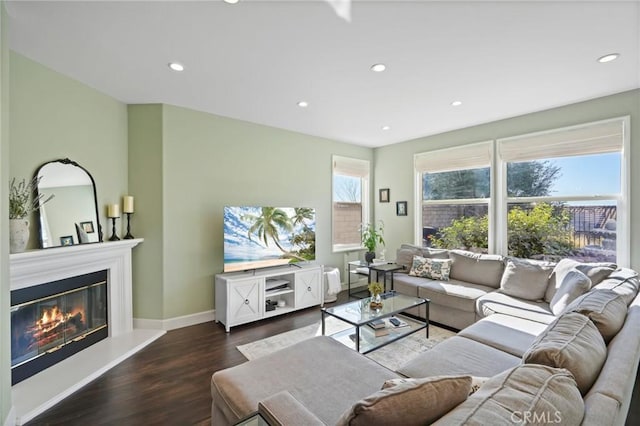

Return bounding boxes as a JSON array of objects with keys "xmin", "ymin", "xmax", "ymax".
[{"xmin": 409, "ymin": 255, "xmax": 452, "ymax": 281}]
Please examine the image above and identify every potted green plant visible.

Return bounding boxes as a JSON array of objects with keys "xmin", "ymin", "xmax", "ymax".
[
  {"xmin": 361, "ymin": 221, "xmax": 385, "ymax": 264},
  {"xmin": 9, "ymin": 176, "xmax": 53, "ymax": 253}
]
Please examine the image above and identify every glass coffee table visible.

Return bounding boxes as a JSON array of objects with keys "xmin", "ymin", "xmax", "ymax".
[{"xmin": 321, "ymin": 291, "xmax": 429, "ymax": 354}]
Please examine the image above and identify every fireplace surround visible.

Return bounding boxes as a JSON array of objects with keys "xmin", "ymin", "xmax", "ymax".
[{"xmin": 9, "ymin": 239, "xmax": 165, "ymax": 425}]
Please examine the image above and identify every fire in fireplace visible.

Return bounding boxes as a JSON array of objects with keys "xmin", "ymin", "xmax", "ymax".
[{"xmin": 11, "ymin": 270, "xmax": 108, "ymax": 384}]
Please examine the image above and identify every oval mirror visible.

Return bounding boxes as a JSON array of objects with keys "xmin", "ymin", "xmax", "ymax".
[{"xmin": 35, "ymin": 158, "xmax": 102, "ymax": 248}]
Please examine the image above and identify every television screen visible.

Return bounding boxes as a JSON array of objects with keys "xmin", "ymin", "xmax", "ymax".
[{"xmin": 223, "ymin": 206, "xmax": 316, "ymax": 272}]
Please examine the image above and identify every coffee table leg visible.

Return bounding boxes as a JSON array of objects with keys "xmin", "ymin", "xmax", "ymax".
[
  {"xmin": 355, "ymin": 327, "xmax": 360, "ymax": 352},
  {"xmin": 425, "ymin": 302, "xmax": 430, "ymax": 339},
  {"xmin": 321, "ymin": 309, "xmax": 326, "ymax": 335}
]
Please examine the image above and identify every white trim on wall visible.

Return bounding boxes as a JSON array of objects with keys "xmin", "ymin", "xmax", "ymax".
[
  {"xmin": 134, "ymin": 309, "xmax": 216, "ymax": 331},
  {"xmin": 3, "ymin": 407, "xmax": 15, "ymax": 426}
]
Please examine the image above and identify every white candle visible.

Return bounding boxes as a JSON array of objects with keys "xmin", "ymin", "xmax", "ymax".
[
  {"xmin": 107, "ymin": 204, "xmax": 120, "ymax": 218},
  {"xmin": 123, "ymin": 196, "xmax": 134, "ymax": 213}
]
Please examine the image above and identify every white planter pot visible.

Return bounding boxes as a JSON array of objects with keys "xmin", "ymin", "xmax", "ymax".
[{"xmin": 10, "ymin": 218, "xmax": 30, "ymax": 253}]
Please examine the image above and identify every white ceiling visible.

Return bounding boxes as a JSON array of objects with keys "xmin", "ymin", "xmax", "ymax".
[{"xmin": 6, "ymin": 0, "xmax": 640, "ymax": 148}]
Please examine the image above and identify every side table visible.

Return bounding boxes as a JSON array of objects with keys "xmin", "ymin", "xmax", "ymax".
[{"xmin": 368, "ymin": 263, "xmax": 404, "ymax": 292}]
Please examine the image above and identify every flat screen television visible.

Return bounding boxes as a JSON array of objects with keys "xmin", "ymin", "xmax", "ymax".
[{"xmin": 223, "ymin": 206, "xmax": 316, "ymax": 272}]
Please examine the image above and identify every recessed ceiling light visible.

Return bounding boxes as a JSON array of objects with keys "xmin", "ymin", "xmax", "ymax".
[
  {"xmin": 451, "ymin": 100, "xmax": 463, "ymax": 107},
  {"xmin": 370, "ymin": 63, "xmax": 386, "ymax": 73},
  {"xmin": 168, "ymin": 62, "xmax": 184, "ymax": 72},
  {"xmin": 597, "ymin": 53, "xmax": 620, "ymax": 63},
  {"xmin": 381, "ymin": 125, "xmax": 391, "ymax": 131},
  {"xmin": 223, "ymin": 0, "xmax": 239, "ymax": 4},
  {"xmin": 297, "ymin": 101, "xmax": 309, "ymax": 108}
]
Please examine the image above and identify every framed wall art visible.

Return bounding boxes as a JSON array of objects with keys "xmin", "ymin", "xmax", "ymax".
[
  {"xmin": 396, "ymin": 201, "xmax": 407, "ymax": 216},
  {"xmin": 379, "ymin": 188, "xmax": 390, "ymax": 203}
]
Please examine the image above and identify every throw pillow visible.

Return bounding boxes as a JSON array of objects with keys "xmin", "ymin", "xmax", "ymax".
[
  {"xmin": 409, "ymin": 256, "xmax": 452, "ymax": 281},
  {"xmin": 565, "ymin": 289, "xmax": 628, "ymax": 343},
  {"xmin": 522, "ymin": 312, "xmax": 607, "ymax": 395},
  {"xmin": 336, "ymin": 375, "xmax": 471, "ymax": 426},
  {"xmin": 433, "ymin": 365, "xmax": 584, "ymax": 426},
  {"xmin": 499, "ymin": 257, "xmax": 554, "ymax": 301},
  {"xmin": 545, "ymin": 258, "xmax": 616, "ymax": 302},
  {"xmin": 448, "ymin": 250, "xmax": 505, "ymax": 288},
  {"xmin": 549, "ymin": 269, "xmax": 592, "ymax": 315}
]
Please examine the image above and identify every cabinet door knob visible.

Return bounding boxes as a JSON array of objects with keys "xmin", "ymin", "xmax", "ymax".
[
  {"xmin": 307, "ymin": 286, "xmax": 311, "ymax": 291},
  {"xmin": 244, "ymin": 299, "xmax": 249, "ymax": 305}
]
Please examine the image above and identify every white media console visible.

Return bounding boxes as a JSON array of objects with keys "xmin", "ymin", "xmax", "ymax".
[{"xmin": 215, "ymin": 264, "xmax": 324, "ymax": 332}]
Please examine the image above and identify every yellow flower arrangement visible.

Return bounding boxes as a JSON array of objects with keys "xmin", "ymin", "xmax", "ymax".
[{"xmin": 368, "ymin": 282, "xmax": 384, "ymax": 296}]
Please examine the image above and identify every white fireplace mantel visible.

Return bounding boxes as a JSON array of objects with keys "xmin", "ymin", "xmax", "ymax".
[{"xmin": 9, "ymin": 239, "xmax": 166, "ymax": 425}]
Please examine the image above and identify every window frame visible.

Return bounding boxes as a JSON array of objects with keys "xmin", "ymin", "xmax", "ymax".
[
  {"xmin": 496, "ymin": 116, "xmax": 629, "ymax": 266},
  {"xmin": 332, "ymin": 155, "xmax": 371, "ymax": 253},
  {"xmin": 414, "ymin": 141, "xmax": 494, "ymax": 252},
  {"xmin": 413, "ymin": 117, "xmax": 629, "ymax": 266}
]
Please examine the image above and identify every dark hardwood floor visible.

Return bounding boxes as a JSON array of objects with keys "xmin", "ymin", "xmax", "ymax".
[
  {"xmin": 24, "ymin": 289, "xmax": 640, "ymax": 425},
  {"xmin": 26, "ymin": 292, "xmax": 352, "ymax": 426}
]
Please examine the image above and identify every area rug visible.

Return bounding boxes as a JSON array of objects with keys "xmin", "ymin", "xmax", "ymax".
[{"xmin": 237, "ymin": 317, "xmax": 455, "ymax": 372}]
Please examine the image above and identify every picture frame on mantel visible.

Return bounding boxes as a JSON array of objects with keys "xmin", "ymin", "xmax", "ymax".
[
  {"xmin": 396, "ymin": 201, "xmax": 408, "ymax": 216},
  {"xmin": 379, "ymin": 188, "xmax": 390, "ymax": 203},
  {"xmin": 80, "ymin": 221, "xmax": 95, "ymax": 234}
]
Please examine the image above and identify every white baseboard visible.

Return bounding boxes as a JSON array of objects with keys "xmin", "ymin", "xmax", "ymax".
[
  {"xmin": 134, "ymin": 309, "xmax": 215, "ymax": 331},
  {"xmin": 4, "ymin": 406, "xmax": 16, "ymax": 426}
]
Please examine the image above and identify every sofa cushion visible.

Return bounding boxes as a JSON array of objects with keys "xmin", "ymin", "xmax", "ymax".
[
  {"xmin": 545, "ymin": 258, "xmax": 616, "ymax": 302},
  {"xmin": 593, "ymin": 268, "xmax": 640, "ymax": 305},
  {"xmin": 565, "ymin": 289, "xmax": 628, "ymax": 343},
  {"xmin": 458, "ymin": 314, "xmax": 548, "ymax": 357},
  {"xmin": 549, "ymin": 269, "xmax": 591, "ymax": 315},
  {"xmin": 396, "ymin": 245, "xmax": 448, "ymax": 270},
  {"xmin": 397, "ymin": 336, "xmax": 521, "ymax": 379},
  {"xmin": 499, "ymin": 257, "xmax": 554, "ymax": 301},
  {"xmin": 396, "ymin": 246, "xmax": 422, "ymax": 271},
  {"xmin": 448, "ymin": 250, "xmax": 505, "ymax": 288},
  {"xmin": 475, "ymin": 291, "xmax": 555, "ymax": 324},
  {"xmin": 409, "ymin": 256, "xmax": 452, "ymax": 280},
  {"xmin": 417, "ymin": 279, "xmax": 495, "ymax": 313},
  {"xmin": 336, "ymin": 376, "xmax": 471, "ymax": 426},
  {"xmin": 523, "ymin": 312, "xmax": 607, "ymax": 395},
  {"xmin": 433, "ymin": 364, "xmax": 584, "ymax": 426}
]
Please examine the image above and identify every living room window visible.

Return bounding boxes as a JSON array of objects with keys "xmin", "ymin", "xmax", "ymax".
[
  {"xmin": 332, "ymin": 155, "xmax": 370, "ymax": 252},
  {"xmin": 498, "ymin": 117, "xmax": 628, "ymax": 265},
  {"xmin": 415, "ymin": 141, "xmax": 493, "ymax": 252}
]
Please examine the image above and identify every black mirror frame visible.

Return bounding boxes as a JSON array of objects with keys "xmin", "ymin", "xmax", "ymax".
[{"xmin": 34, "ymin": 158, "xmax": 103, "ymax": 247}]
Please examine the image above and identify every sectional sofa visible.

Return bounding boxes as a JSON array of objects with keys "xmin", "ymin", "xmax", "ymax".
[{"xmin": 210, "ymin": 246, "xmax": 640, "ymax": 425}]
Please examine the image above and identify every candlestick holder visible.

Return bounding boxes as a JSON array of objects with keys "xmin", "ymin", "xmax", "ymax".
[
  {"xmin": 124, "ymin": 212, "xmax": 134, "ymax": 239},
  {"xmin": 109, "ymin": 217, "xmax": 120, "ymax": 241}
]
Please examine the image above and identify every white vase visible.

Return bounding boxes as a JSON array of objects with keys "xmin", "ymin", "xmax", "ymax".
[{"xmin": 10, "ymin": 218, "xmax": 29, "ymax": 253}]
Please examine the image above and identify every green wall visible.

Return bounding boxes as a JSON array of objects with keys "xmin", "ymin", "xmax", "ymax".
[
  {"xmin": 374, "ymin": 89, "xmax": 640, "ymax": 270},
  {"xmin": 9, "ymin": 52, "xmax": 128, "ymax": 246},
  {"xmin": 128, "ymin": 105, "xmax": 165, "ymax": 320},
  {"xmin": 1, "ymin": 3, "xmax": 10, "ymax": 422},
  {"xmin": 129, "ymin": 104, "xmax": 372, "ymax": 319}
]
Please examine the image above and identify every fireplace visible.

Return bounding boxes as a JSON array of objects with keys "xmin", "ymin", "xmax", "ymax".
[{"xmin": 11, "ymin": 270, "xmax": 108, "ymax": 385}]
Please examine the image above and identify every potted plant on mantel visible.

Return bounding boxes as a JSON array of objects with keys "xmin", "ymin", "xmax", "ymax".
[
  {"xmin": 361, "ymin": 221, "xmax": 385, "ymax": 264},
  {"xmin": 9, "ymin": 176, "xmax": 54, "ymax": 253}
]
